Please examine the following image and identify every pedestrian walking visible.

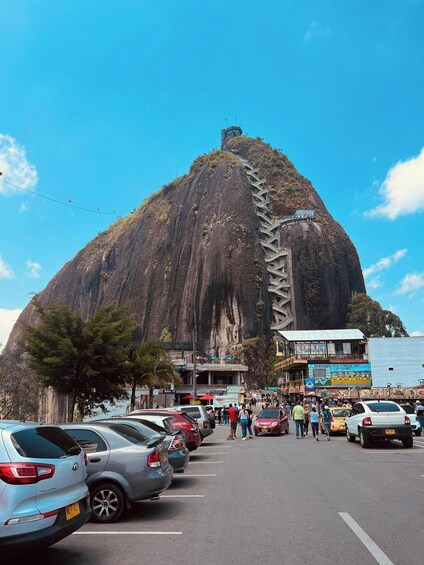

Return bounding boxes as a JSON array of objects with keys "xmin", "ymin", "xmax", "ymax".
[
  {"xmin": 303, "ymin": 405, "xmax": 310, "ymax": 437},
  {"xmin": 310, "ymin": 407, "xmax": 320, "ymax": 441},
  {"xmin": 245, "ymin": 405, "xmax": 253, "ymax": 438},
  {"xmin": 292, "ymin": 401, "xmax": 305, "ymax": 438},
  {"xmin": 227, "ymin": 403, "xmax": 238, "ymax": 440},
  {"xmin": 285, "ymin": 402, "xmax": 292, "ymax": 420},
  {"xmin": 321, "ymin": 405, "xmax": 331, "ymax": 440},
  {"xmin": 222, "ymin": 406, "xmax": 228, "ymax": 425},
  {"xmin": 217, "ymin": 408, "xmax": 222, "ymax": 426},
  {"xmin": 416, "ymin": 401, "xmax": 424, "ymax": 429},
  {"xmin": 239, "ymin": 406, "xmax": 250, "ymax": 440}
]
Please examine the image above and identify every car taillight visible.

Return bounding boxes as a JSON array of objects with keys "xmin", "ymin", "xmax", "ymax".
[
  {"xmin": 203, "ymin": 421, "xmax": 210, "ymax": 428},
  {"xmin": 147, "ymin": 450, "xmax": 161, "ymax": 468},
  {"xmin": 169, "ymin": 435, "xmax": 184, "ymax": 451},
  {"xmin": 362, "ymin": 417, "xmax": 372, "ymax": 426},
  {"xmin": 0, "ymin": 463, "xmax": 55, "ymax": 485},
  {"xmin": 405, "ymin": 416, "xmax": 410, "ymax": 425}
]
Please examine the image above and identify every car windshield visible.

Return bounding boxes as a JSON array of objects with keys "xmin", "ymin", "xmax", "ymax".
[
  {"xmin": 367, "ymin": 402, "xmax": 401, "ymax": 413},
  {"xmin": 332, "ymin": 410, "xmax": 351, "ymax": 418},
  {"xmin": 182, "ymin": 407, "xmax": 201, "ymax": 418},
  {"xmin": 258, "ymin": 410, "xmax": 279, "ymax": 418}
]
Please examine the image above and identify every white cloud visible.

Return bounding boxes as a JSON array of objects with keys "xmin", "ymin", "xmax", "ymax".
[
  {"xmin": 0, "ymin": 133, "xmax": 38, "ymax": 195},
  {"xmin": 363, "ymin": 248, "xmax": 407, "ymax": 278},
  {"xmin": 0, "ymin": 308, "xmax": 22, "ymax": 351},
  {"xmin": 304, "ymin": 21, "xmax": 331, "ymax": 45},
  {"xmin": 19, "ymin": 202, "xmax": 28, "ymax": 213},
  {"xmin": 410, "ymin": 331, "xmax": 424, "ymax": 337},
  {"xmin": 396, "ymin": 272, "xmax": 424, "ymax": 295},
  {"xmin": 25, "ymin": 260, "xmax": 41, "ymax": 279},
  {"xmin": 367, "ymin": 277, "xmax": 383, "ymax": 290},
  {"xmin": 0, "ymin": 255, "xmax": 14, "ymax": 279},
  {"xmin": 366, "ymin": 147, "xmax": 424, "ymax": 219}
]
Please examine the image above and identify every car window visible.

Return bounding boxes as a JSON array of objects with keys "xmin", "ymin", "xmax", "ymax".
[
  {"xmin": 258, "ymin": 410, "xmax": 279, "ymax": 418},
  {"xmin": 105, "ymin": 424, "xmax": 149, "ymax": 444},
  {"xmin": 137, "ymin": 419, "xmax": 168, "ymax": 435},
  {"xmin": 401, "ymin": 405, "xmax": 414, "ymax": 414},
  {"xmin": 331, "ymin": 409, "xmax": 351, "ymax": 418},
  {"xmin": 66, "ymin": 429, "xmax": 107, "ymax": 453},
  {"xmin": 181, "ymin": 414, "xmax": 197, "ymax": 424},
  {"xmin": 183, "ymin": 407, "xmax": 202, "ymax": 419},
  {"xmin": 11, "ymin": 426, "xmax": 82, "ymax": 459},
  {"xmin": 367, "ymin": 402, "xmax": 400, "ymax": 413}
]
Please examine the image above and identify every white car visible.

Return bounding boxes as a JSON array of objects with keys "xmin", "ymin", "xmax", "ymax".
[
  {"xmin": 400, "ymin": 404, "xmax": 422, "ymax": 436},
  {"xmin": 345, "ymin": 400, "xmax": 413, "ymax": 448}
]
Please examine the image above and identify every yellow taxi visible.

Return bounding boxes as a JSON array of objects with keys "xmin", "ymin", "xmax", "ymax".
[{"xmin": 321, "ymin": 407, "xmax": 352, "ymax": 434}]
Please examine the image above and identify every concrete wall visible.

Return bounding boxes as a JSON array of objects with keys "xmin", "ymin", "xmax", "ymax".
[{"xmin": 368, "ymin": 337, "xmax": 424, "ymax": 387}]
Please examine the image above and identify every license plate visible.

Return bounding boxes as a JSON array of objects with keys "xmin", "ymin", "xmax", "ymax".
[
  {"xmin": 261, "ymin": 428, "xmax": 268, "ymax": 433},
  {"xmin": 385, "ymin": 429, "xmax": 396, "ymax": 435},
  {"xmin": 65, "ymin": 502, "xmax": 80, "ymax": 520}
]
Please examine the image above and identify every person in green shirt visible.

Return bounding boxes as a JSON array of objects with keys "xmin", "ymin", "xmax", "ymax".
[{"xmin": 292, "ymin": 401, "xmax": 305, "ymax": 438}]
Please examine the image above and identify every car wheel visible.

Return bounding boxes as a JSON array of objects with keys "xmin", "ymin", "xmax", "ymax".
[
  {"xmin": 91, "ymin": 483, "xmax": 125, "ymax": 523},
  {"xmin": 402, "ymin": 437, "xmax": 413, "ymax": 448},
  {"xmin": 359, "ymin": 430, "xmax": 370, "ymax": 449},
  {"xmin": 254, "ymin": 431, "xmax": 258, "ymax": 436},
  {"xmin": 346, "ymin": 428, "xmax": 355, "ymax": 443},
  {"xmin": 414, "ymin": 429, "xmax": 422, "ymax": 437}
]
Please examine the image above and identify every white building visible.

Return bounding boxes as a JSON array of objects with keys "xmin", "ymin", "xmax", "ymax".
[{"xmin": 368, "ymin": 337, "xmax": 424, "ymax": 388}]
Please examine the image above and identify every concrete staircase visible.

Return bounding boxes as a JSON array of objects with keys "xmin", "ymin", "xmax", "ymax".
[{"xmin": 230, "ymin": 154, "xmax": 308, "ymax": 331}]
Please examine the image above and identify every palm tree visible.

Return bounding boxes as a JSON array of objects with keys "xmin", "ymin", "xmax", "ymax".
[{"xmin": 126, "ymin": 341, "xmax": 180, "ymax": 411}]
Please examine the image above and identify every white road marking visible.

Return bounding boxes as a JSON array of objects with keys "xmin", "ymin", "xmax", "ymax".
[
  {"xmin": 161, "ymin": 494, "xmax": 205, "ymax": 498},
  {"xmin": 73, "ymin": 531, "xmax": 182, "ymax": 535},
  {"xmin": 339, "ymin": 512, "xmax": 394, "ymax": 565},
  {"xmin": 177, "ymin": 474, "xmax": 217, "ymax": 477},
  {"xmin": 412, "ymin": 443, "xmax": 424, "ymax": 449},
  {"xmin": 188, "ymin": 460, "xmax": 224, "ymax": 464},
  {"xmin": 192, "ymin": 452, "xmax": 228, "ymax": 455},
  {"xmin": 420, "ymin": 475, "xmax": 424, "ymax": 477}
]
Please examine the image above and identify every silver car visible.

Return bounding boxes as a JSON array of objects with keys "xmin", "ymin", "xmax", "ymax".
[
  {"xmin": 0, "ymin": 421, "xmax": 91, "ymax": 556},
  {"xmin": 174, "ymin": 405, "xmax": 213, "ymax": 440},
  {"xmin": 61, "ymin": 423, "xmax": 173, "ymax": 523}
]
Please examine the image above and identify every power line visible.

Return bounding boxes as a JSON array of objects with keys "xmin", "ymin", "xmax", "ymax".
[{"xmin": 0, "ymin": 173, "xmax": 128, "ymax": 216}]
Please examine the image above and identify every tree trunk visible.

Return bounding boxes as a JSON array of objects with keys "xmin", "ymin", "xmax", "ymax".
[{"xmin": 148, "ymin": 387, "xmax": 154, "ymax": 409}]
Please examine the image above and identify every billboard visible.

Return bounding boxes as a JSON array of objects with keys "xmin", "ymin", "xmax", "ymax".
[{"xmin": 309, "ymin": 363, "xmax": 371, "ymax": 388}]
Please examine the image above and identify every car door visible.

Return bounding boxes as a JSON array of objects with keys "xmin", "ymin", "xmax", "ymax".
[{"xmin": 347, "ymin": 404, "xmax": 360, "ymax": 432}]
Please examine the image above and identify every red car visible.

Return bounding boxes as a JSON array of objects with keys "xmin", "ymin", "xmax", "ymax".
[
  {"xmin": 254, "ymin": 408, "xmax": 289, "ymax": 436},
  {"xmin": 131, "ymin": 410, "xmax": 202, "ymax": 452}
]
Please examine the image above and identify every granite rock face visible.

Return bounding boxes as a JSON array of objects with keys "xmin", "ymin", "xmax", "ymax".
[{"xmin": 4, "ymin": 135, "xmax": 365, "ymax": 373}]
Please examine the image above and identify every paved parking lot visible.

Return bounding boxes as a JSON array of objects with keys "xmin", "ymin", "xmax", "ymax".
[{"xmin": 31, "ymin": 424, "xmax": 424, "ymax": 565}]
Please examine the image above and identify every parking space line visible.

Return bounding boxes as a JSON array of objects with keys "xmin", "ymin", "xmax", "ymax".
[
  {"xmin": 339, "ymin": 512, "xmax": 394, "ymax": 565},
  {"xmin": 188, "ymin": 461, "xmax": 224, "ymax": 464},
  {"xmin": 161, "ymin": 494, "xmax": 205, "ymax": 498},
  {"xmin": 73, "ymin": 531, "xmax": 182, "ymax": 535},
  {"xmin": 191, "ymin": 452, "xmax": 228, "ymax": 455},
  {"xmin": 178, "ymin": 474, "xmax": 217, "ymax": 477}
]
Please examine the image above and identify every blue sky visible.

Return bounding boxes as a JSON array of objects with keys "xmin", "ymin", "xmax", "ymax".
[{"xmin": 1, "ymin": 0, "xmax": 424, "ymax": 347}]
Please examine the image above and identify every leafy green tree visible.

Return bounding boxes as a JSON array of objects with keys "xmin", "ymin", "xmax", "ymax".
[
  {"xmin": 126, "ymin": 340, "xmax": 180, "ymax": 411},
  {"xmin": 241, "ymin": 337, "xmax": 277, "ymax": 389},
  {"xmin": 24, "ymin": 300, "xmax": 135, "ymax": 420},
  {"xmin": 346, "ymin": 293, "xmax": 408, "ymax": 337}
]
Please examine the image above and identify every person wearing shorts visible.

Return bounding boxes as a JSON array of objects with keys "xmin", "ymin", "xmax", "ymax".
[{"xmin": 227, "ymin": 404, "xmax": 238, "ymax": 440}]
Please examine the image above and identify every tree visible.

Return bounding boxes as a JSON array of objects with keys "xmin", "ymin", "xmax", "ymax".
[
  {"xmin": 346, "ymin": 293, "xmax": 408, "ymax": 337},
  {"xmin": 24, "ymin": 300, "xmax": 136, "ymax": 420},
  {"xmin": 240, "ymin": 337, "xmax": 277, "ymax": 389},
  {"xmin": 125, "ymin": 340, "xmax": 180, "ymax": 411},
  {"xmin": 0, "ymin": 353, "xmax": 40, "ymax": 420}
]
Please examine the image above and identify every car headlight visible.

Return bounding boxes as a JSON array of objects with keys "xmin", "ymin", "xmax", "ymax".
[{"xmin": 271, "ymin": 421, "xmax": 278, "ymax": 427}]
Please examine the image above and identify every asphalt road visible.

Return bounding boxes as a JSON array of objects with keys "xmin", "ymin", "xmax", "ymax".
[{"xmin": 31, "ymin": 424, "xmax": 424, "ymax": 565}]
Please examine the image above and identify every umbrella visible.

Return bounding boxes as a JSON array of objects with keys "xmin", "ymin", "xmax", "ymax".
[
  {"xmin": 199, "ymin": 394, "xmax": 214, "ymax": 400},
  {"xmin": 182, "ymin": 393, "xmax": 194, "ymax": 400}
]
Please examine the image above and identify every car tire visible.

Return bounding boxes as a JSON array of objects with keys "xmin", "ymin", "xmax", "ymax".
[
  {"xmin": 254, "ymin": 431, "xmax": 258, "ymax": 436},
  {"xmin": 91, "ymin": 483, "xmax": 125, "ymax": 523},
  {"xmin": 346, "ymin": 428, "xmax": 355, "ymax": 443},
  {"xmin": 414, "ymin": 429, "xmax": 421, "ymax": 437},
  {"xmin": 402, "ymin": 437, "xmax": 413, "ymax": 448},
  {"xmin": 359, "ymin": 430, "xmax": 370, "ymax": 449}
]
